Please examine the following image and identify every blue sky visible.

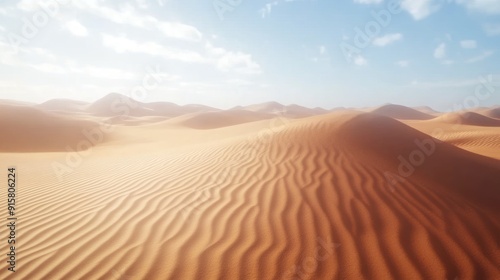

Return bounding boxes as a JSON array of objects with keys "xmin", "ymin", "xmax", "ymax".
[{"xmin": 0, "ymin": 0, "xmax": 499, "ymax": 110}]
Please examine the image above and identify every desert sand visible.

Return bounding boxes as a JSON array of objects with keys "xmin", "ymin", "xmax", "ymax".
[{"xmin": 1, "ymin": 94, "xmax": 499, "ymax": 279}]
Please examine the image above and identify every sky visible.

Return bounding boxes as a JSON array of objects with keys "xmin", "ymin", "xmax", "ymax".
[{"xmin": 0, "ymin": 0, "xmax": 499, "ymax": 110}]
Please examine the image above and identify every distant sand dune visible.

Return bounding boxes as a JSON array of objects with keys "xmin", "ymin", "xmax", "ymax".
[
  {"xmin": 242, "ymin": 102, "xmax": 329, "ymax": 118},
  {"xmin": 86, "ymin": 93, "xmax": 156, "ymax": 117},
  {"xmin": 144, "ymin": 102, "xmax": 217, "ymax": 117},
  {"xmin": 481, "ymin": 107, "xmax": 500, "ymax": 119},
  {"xmin": 371, "ymin": 104, "xmax": 435, "ymax": 120},
  {"xmin": 0, "ymin": 104, "xmax": 104, "ymax": 152},
  {"xmin": 0, "ymin": 101, "xmax": 499, "ymax": 280},
  {"xmin": 86, "ymin": 93, "xmax": 220, "ymax": 118},
  {"xmin": 435, "ymin": 112, "xmax": 500, "ymax": 127},
  {"xmin": 38, "ymin": 99, "xmax": 90, "ymax": 113},
  {"xmin": 168, "ymin": 110, "xmax": 276, "ymax": 129}
]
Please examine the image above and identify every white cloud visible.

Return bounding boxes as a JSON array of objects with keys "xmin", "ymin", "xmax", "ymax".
[
  {"xmin": 319, "ymin": 45, "xmax": 327, "ymax": 54},
  {"xmin": 101, "ymin": 34, "xmax": 261, "ymax": 74},
  {"xmin": 457, "ymin": 0, "xmax": 500, "ymax": 14},
  {"xmin": 259, "ymin": 0, "xmax": 300, "ymax": 18},
  {"xmin": 20, "ymin": 57, "xmax": 137, "ymax": 79},
  {"xmin": 460, "ymin": 40, "xmax": 477, "ymax": 49},
  {"xmin": 353, "ymin": 0, "xmax": 383, "ymax": 4},
  {"xmin": 205, "ymin": 42, "xmax": 262, "ymax": 74},
  {"xmin": 466, "ymin": 50, "xmax": 494, "ymax": 63},
  {"xmin": 64, "ymin": 20, "xmax": 89, "ymax": 37},
  {"xmin": 401, "ymin": 0, "xmax": 441, "ymax": 20},
  {"xmin": 396, "ymin": 60, "xmax": 410, "ymax": 67},
  {"xmin": 135, "ymin": 0, "xmax": 149, "ymax": 9},
  {"xmin": 29, "ymin": 63, "xmax": 66, "ymax": 74},
  {"xmin": 372, "ymin": 33, "xmax": 403, "ymax": 47},
  {"xmin": 72, "ymin": 1, "xmax": 202, "ymax": 41},
  {"xmin": 102, "ymin": 34, "xmax": 205, "ymax": 63},
  {"xmin": 156, "ymin": 22, "xmax": 202, "ymax": 42},
  {"xmin": 69, "ymin": 65, "xmax": 137, "ymax": 79},
  {"xmin": 260, "ymin": 1, "xmax": 279, "ymax": 18},
  {"xmin": 354, "ymin": 55, "xmax": 367, "ymax": 66},
  {"xmin": 483, "ymin": 23, "xmax": 500, "ymax": 36},
  {"xmin": 17, "ymin": 0, "xmax": 41, "ymax": 11},
  {"xmin": 434, "ymin": 43, "xmax": 446, "ymax": 59},
  {"xmin": 216, "ymin": 52, "xmax": 261, "ymax": 74}
]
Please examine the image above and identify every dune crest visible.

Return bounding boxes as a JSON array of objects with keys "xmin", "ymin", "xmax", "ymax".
[{"xmin": 371, "ymin": 104, "xmax": 435, "ymax": 120}]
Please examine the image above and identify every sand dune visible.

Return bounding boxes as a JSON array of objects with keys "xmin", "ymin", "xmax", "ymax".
[
  {"xmin": 167, "ymin": 110, "xmax": 276, "ymax": 129},
  {"xmin": 327, "ymin": 112, "xmax": 500, "ymax": 211},
  {"xmin": 0, "ymin": 104, "xmax": 104, "ymax": 152},
  {"xmin": 481, "ymin": 107, "xmax": 500, "ymax": 119},
  {"xmin": 435, "ymin": 112, "xmax": 500, "ymax": 127},
  {"xmin": 371, "ymin": 104, "xmax": 435, "ymax": 120},
  {"xmin": 1, "ymin": 101, "xmax": 499, "ymax": 280},
  {"xmin": 144, "ymin": 102, "xmax": 218, "ymax": 118},
  {"xmin": 38, "ymin": 99, "xmax": 90, "ymax": 113},
  {"xmin": 413, "ymin": 106, "xmax": 440, "ymax": 115},
  {"xmin": 284, "ymin": 104, "xmax": 329, "ymax": 118},
  {"xmin": 241, "ymin": 101, "xmax": 285, "ymax": 113},
  {"xmin": 242, "ymin": 102, "xmax": 328, "ymax": 118},
  {"xmin": 86, "ymin": 93, "xmax": 157, "ymax": 117}
]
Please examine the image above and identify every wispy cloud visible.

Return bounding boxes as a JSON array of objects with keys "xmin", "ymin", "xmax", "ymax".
[
  {"xmin": 465, "ymin": 50, "xmax": 494, "ymax": 63},
  {"xmin": 319, "ymin": 45, "xmax": 327, "ymax": 55},
  {"xmin": 205, "ymin": 42, "xmax": 262, "ymax": 74},
  {"xmin": 396, "ymin": 60, "xmax": 410, "ymax": 67},
  {"xmin": 434, "ymin": 43, "xmax": 446, "ymax": 59},
  {"xmin": 483, "ymin": 23, "xmax": 500, "ymax": 36},
  {"xmin": 401, "ymin": 0, "xmax": 441, "ymax": 20},
  {"xmin": 64, "ymin": 20, "xmax": 89, "ymax": 37},
  {"xmin": 457, "ymin": 0, "xmax": 500, "ymax": 14},
  {"xmin": 259, "ymin": 0, "xmax": 300, "ymax": 18},
  {"xmin": 354, "ymin": 55, "xmax": 367, "ymax": 66},
  {"xmin": 373, "ymin": 33, "xmax": 403, "ymax": 47},
  {"xmin": 101, "ymin": 34, "xmax": 205, "ymax": 63},
  {"xmin": 29, "ymin": 63, "xmax": 67, "ymax": 74},
  {"xmin": 260, "ymin": 1, "xmax": 279, "ymax": 18},
  {"xmin": 460, "ymin": 40, "xmax": 477, "ymax": 49},
  {"xmin": 101, "ymin": 34, "xmax": 261, "ymax": 74},
  {"xmin": 71, "ymin": 1, "xmax": 202, "ymax": 41}
]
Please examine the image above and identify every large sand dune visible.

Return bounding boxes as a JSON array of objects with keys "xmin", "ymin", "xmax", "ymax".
[{"xmin": 1, "ymin": 99, "xmax": 499, "ymax": 279}]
